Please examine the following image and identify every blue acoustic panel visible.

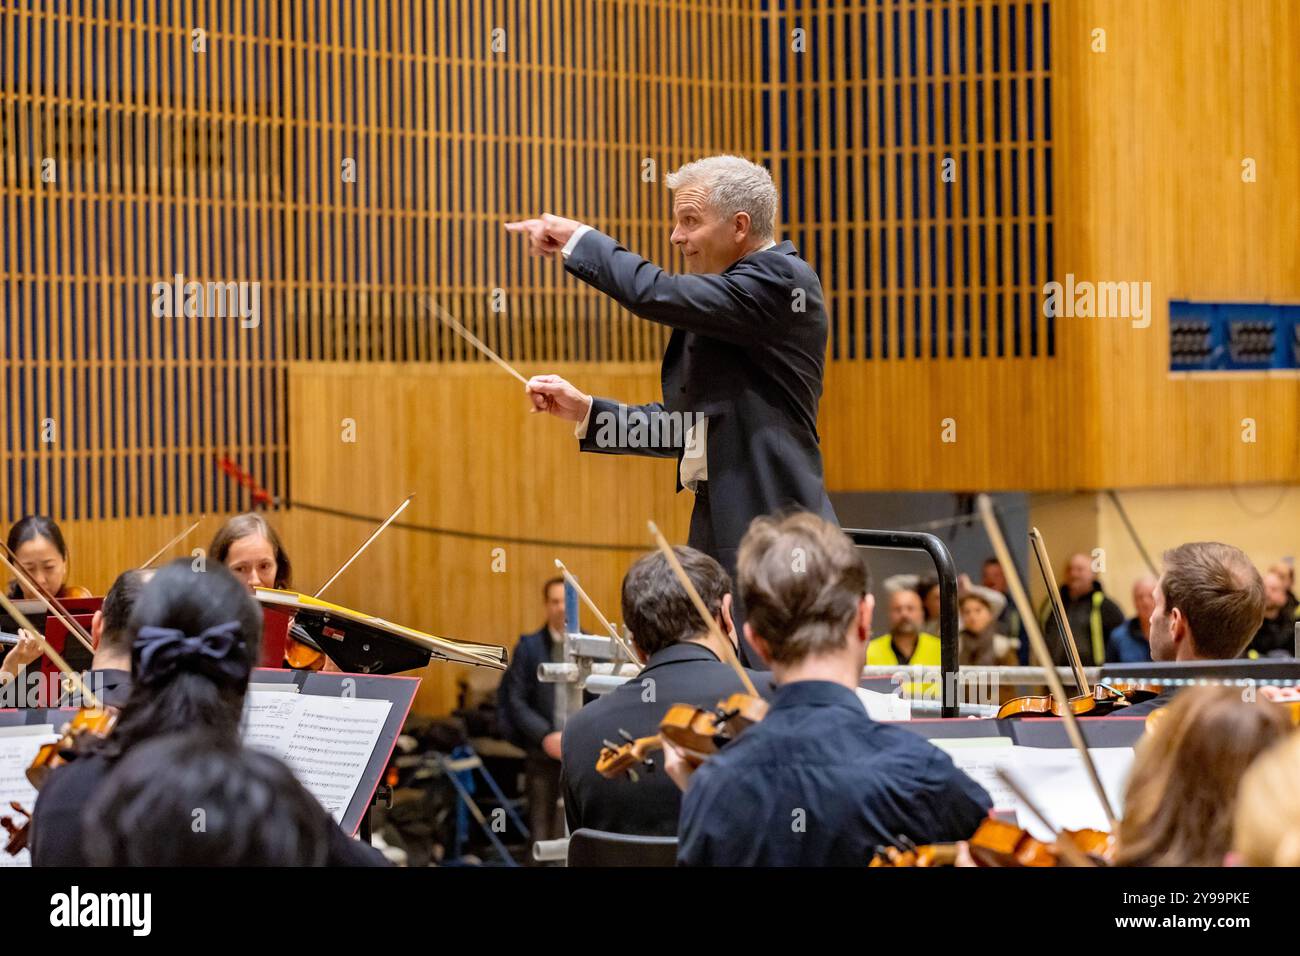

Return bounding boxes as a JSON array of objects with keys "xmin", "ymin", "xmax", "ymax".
[{"xmin": 1170, "ymin": 301, "xmax": 1300, "ymax": 372}]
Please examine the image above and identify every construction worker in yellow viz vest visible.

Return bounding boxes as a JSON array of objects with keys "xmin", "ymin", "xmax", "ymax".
[{"xmin": 868, "ymin": 588, "xmax": 942, "ymax": 699}]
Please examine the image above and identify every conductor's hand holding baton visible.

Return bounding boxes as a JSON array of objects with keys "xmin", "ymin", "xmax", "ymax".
[
  {"xmin": 504, "ymin": 214, "xmax": 596, "ymax": 423},
  {"xmin": 525, "ymin": 375, "xmax": 592, "ymax": 422}
]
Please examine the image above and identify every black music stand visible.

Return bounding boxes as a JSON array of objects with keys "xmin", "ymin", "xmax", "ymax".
[{"xmin": 843, "ymin": 529, "xmax": 960, "ymax": 718}]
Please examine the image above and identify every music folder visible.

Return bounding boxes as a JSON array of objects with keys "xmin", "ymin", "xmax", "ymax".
[{"xmin": 253, "ymin": 587, "xmax": 508, "ymax": 675}]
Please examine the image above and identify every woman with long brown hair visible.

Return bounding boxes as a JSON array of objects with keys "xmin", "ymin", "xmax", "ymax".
[{"xmin": 1116, "ymin": 685, "xmax": 1292, "ymax": 866}]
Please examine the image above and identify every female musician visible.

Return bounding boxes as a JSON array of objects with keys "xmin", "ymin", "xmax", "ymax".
[
  {"xmin": 207, "ymin": 513, "xmax": 292, "ymax": 592},
  {"xmin": 208, "ymin": 513, "xmax": 334, "ymax": 670},
  {"xmin": 4, "ymin": 516, "xmax": 93, "ymax": 600},
  {"xmin": 1232, "ymin": 732, "xmax": 1300, "ymax": 866},
  {"xmin": 27, "ymin": 558, "xmax": 387, "ymax": 866},
  {"xmin": 0, "ymin": 632, "xmax": 43, "ymax": 688},
  {"xmin": 1115, "ymin": 685, "xmax": 1290, "ymax": 867}
]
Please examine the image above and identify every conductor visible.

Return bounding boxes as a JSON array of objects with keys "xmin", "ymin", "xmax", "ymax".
[{"xmin": 506, "ymin": 155, "xmax": 837, "ymax": 667}]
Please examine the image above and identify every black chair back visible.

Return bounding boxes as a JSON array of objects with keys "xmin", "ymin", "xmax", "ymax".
[{"xmin": 566, "ymin": 828, "xmax": 678, "ymax": 867}]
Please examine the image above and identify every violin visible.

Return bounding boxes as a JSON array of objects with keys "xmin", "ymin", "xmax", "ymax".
[
  {"xmin": 0, "ymin": 802, "xmax": 31, "ymax": 855},
  {"xmin": 595, "ymin": 523, "xmax": 772, "ymax": 783},
  {"xmin": 1144, "ymin": 684, "xmax": 1300, "ymax": 733},
  {"xmin": 966, "ymin": 817, "xmax": 1112, "ymax": 867},
  {"xmin": 0, "ymin": 705, "xmax": 119, "ymax": 857},
  {"xmin": 868, "ymin": 836, "xmax": 959, "ymax": 867},
  {"xmin": 867, "ymin": 818, "xmax": 1113, "ymax": 868},
  {"xmin": 596, "ymin": 693, "xmax": 770, "ymax": 780},
  {"xmin": 998, "ymin": 528, "xmax": 1158, "ymax": 719},
  {"xmin": 0, "ymin": 580, "xmax": 119, "ymax": 856},
  {"xmin": 597, "ymin": 733, "xmax": 663, "ymax": 779},
  {"xmin": 284, "ymin": 628, "xmax": 328, "ymax": 671},
  {"xmin": 27, "ymin": 706, "xmax": 120, "ymax": 790},
  {"xmin": 997, "ymin": 681, "xmax": 1160, "ymax": 719},
  {"xmin": 1259, "ymin": 685, "xmax": 1300, "ymax": 724}
]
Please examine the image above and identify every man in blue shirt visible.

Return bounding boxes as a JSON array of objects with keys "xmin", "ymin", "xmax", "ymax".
[
  {"xmin": 664, "ymin": 512, "xmax": 992, "ymax": 866},
  {"xmin": 1106, "ymin": 575, "xmax": 1157, "ymax": 663}
]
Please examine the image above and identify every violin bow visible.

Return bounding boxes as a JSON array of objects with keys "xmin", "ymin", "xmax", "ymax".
[
  {"xmin": 139, "ymin": 517, "xmax": 205, "ymax": 570},
  {"xmin": 976, "ymin": 495, "xmax": 1119, "ymax": 830},
  {"xmin": 553, "ymin": 559, "xmax": 638, "ymax": 664},
  {"xmin": 216, "ymin": 456, "xmax": 279, "ymax": 507},
  {"xmin": 1029, "ymin": 528, "xmax": 1092, "ymax": 695},
  {"xmin": 648, "ymin": 520, "xmax": 759, "ymax": 699},
  {"xmin": 0, "ymin": 545, "xmax": 96, "ymax": 657},
  {"xmin": 313, "ymin": 494, "xmax": 415, "ymax": 598},
  {"xmin": 0, "ymin": 587, "xmax": 101, "ymax": 710}
]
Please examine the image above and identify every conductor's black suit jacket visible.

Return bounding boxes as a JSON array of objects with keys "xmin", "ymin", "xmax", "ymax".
[
  {"xmin": 565, "ymin": 229, "xmax": 839, "ymax": 579},
  {"xmin": 560, "ymin": 642, "xmax": 775, "ymax": 837}
]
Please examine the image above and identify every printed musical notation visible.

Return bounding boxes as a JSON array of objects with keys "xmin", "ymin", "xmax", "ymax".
[
  {"xmin": 0, "ymin": 725, "xmax": 58, "ymax": 868},
  {"xmin": 242, "ymin": 691, "xmax": 392, "ymax": 824}
]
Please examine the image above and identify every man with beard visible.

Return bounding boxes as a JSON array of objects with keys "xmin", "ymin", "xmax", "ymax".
[{"xmin": 868, "ymin": 587, "xmax": 941, "ymax": 667}]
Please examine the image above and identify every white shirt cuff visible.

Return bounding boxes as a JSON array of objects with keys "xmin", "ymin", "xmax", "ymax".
[
  {"xmin": 561, "ymin": 224, "xmax": 593, "ymax": 259},
  {"xmin": 574, "ymin": 401, "xmax": 593, "ymax": 439}
]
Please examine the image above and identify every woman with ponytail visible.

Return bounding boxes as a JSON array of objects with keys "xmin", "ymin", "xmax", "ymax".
[{"xmin": 28, "ymin": 559, "xmax": 386, "ymax": 866}]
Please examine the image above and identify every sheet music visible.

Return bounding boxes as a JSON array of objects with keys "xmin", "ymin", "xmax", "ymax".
[
  {"xmin": 242, "ymin": 691, "xmax": 392, "ymax": 823},
  {"xmin": 0, "ymin": 725, "xmax": 58, "ymax": 868},
  {"xmin": 240, "ymin": 689, "xmax": 303, "ymax": 753},
  {"xmin": 931, "ymin": 737, "xmax": 1017, "ymax": 808},
  {"xmin": 1003, "ymin": 746, "xmax": 1133, "ymax": 840},
  {"xmin": 855, "ymin": 686, "xmax": 912, "ymax": 721},
  {"xmin": 932, "ymin": 739, "xmax": 1134, "ymax": 841}
]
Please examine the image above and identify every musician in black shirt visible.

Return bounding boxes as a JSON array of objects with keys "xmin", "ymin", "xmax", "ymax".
[{"xmin": 560, "ymin": 546, "xmax": 773, "ymax": 836}]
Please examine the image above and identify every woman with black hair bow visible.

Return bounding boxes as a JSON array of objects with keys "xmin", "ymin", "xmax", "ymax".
[
  {"xmin": 83, "ymin": 731, "xmax": 335, "ymax": 867},
  {"xmin": 27, "ymin": 558, "xmax": 387, "ymax": 866}
]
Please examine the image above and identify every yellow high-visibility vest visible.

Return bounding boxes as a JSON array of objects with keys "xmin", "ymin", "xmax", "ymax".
[
  {"xmin": 867, "ymin": 632, "xmax": 943, "ymax": 701},
  {"xmin": 867, "ymin": 632, "xmax": 943, "ymax": 666}
]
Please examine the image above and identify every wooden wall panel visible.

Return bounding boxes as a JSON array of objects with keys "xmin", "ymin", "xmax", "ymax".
[
  {"xmin": 1, "ymin": 1, "xmax": 757, "ymax": 516},
  {"xmin": 1053, "ymin": 0, "xmax": 1300, "ymax": 488},
  {"xmin": 810, "ymin": 0, "xmax": 1299, "ymax": 492},
  {"xmin": 772, "ymin": 0, "xmax": 1090, "ymax": 493}
]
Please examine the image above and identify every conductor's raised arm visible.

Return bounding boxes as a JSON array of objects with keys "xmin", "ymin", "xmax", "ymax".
[
  {"xmin": 504, "ymin": 206, "xmax": 790, "ymax": 348},
  {"xmin": 560, "ymin": 229, "xmax": 783, "ymax": 347}
]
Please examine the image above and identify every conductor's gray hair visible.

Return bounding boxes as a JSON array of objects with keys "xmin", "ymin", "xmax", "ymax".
[{"xmin": 664, "ymin": 155, "xmax": 778, "ymax": 242}]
